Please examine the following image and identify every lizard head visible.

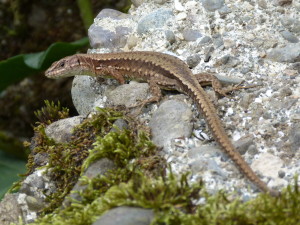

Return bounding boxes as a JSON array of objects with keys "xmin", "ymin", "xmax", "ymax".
[{"xmin": 45, "ymin": 54, "xmax": 95, "ymax": 79}]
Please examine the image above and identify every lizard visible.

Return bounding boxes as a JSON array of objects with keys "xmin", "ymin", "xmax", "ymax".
[{"xmin": 45, "ymin": 51, "xmax": 279, "ymax": 197}]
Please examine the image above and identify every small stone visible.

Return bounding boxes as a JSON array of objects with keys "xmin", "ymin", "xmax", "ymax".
[
  {"xmin": 72, "ymin": 76, "xmax": 106, "ymax": 115},
  {"xmin": 174, "ymin": 0, "xmax": 185, "ymax": 11},
  {"xmin": 274, "ymin": 0, "xmax": 292, "ymax": 6},
  {"xmin": 280, "ymin": 16, "xmax": 300, "ymax": 33},
  {"xmin": 289, "ymin": 62, "xmax": 300, "ymax": 72},
  {"xmin": 64, "ymin": 158, "xmax": 115, "ymax": 206},
  {"xmin": 0, "ymin": 194, "xmax": 23, "ymax": 225},
  {"xmin": 280, "ymin": 30, "xmax": 299, "ymax": 43},
  {"xmin": 25, "ymin": 196, "xmax": 45, "ymax": 211},
  {"xmin": 165, "ymin": 30, "xmax": 176, "ymax": 44},
  {"xmin": 88, "ymin": 25, "xmax": 131, "ymax": 49},
  {"xmin": 111, "ymin": 119, "xmax": 129, "ymax": 132},
  {"xmin": 257, "ymin": 0, "xmax": 267, "ymax": 9},
  {"xmin": 186, "ymin": 54, "xmax": 201, "ymax": 68},
  {"xmin": 202, "ymin": 0, "xmax": 225, "ymax": 11},
  {"xmin": 278, "ymin": 170, "xmax": 286, "ymax": 178},
  {"xmin": 216, "ymin": 55, "xmax": 240, "ymax": 67},
  {"xmin": 182, "ymin": 29, "xmax": 202, "ymax": 42},
  {"xmin": 252, "ymin": 153, "xmax": 284, "ymax": 179},
  {"xmin": 93, "ymin": 206, "xmax": 154, "ymax": 225},
  {"xmin": 127, "ymin": 35, "xmax": 139, "ymax": 49},
  {"xmin": 289, "ymin": 123, "xmax": 300, "ymax": 152},
  {"xmin": 190, "ymin": 158, "xmax": 225, "ymax": 177},
  {"xmin": 149, "ymin": 99, "xmax": 193, "ymax": 148},
  {"xmin": 212, "ymin": 34, "xmax": 224, "ymax": 48},
  {"xmin": 218, "ymin": 5, "xmax": 231, "ymax": 16},
  {"xmin": 279, "ymin": 87, "xmax": 293, "ymax": 97},
  {"xmin": 137, "ymin": 8, "xmax": 173, "ymax": 34},
  {"xmin": 95, "ymin": 8, "xmax": 130, "ymax": 20},
  {"xmin": 45, "ymin": 116, "xmax": 85, "ymax": 143},
  {"xmin": 106, "ymin": 82, "xmax": 150, "ymax": 108},
  {"xmin": 267, "ymin": 43, "xmax": 300, "ymax": 63},
  {"xmin": 234, "ymin": 136, "xmax": 256, "ymax": 155},
  {"xmin": 131, "ymin": 0, "xmax": 144, "ymax": 7},
  {"xmin": 199, "ymin": 36, "xmax": 212, "ymax": 45}
]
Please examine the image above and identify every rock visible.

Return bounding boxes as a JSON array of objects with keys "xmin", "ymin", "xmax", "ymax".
[
  {"xmin": 267, "ymin": 43, "xmax": 300, "ymax": 63},
  {"xmin": 190, "ymin": 158, "xmax": 226, "ymax": 177},
  {"xmin": 279, "ymin": 30, "xmax": 299, "ymax": 43},
  {"xmin": 252, "ymin": 153, "xmax": 284, "ymax": 180},
  {"xmin": 93, "ymin": 206, "xmax": 154, "ymax": 225},
  {"xmin": 106, "ymin": 82, "xmax": 150, "ymax": 108},
  {"xmin": 45, "ymin": 116, "xmax": 85, "ymax": 143},
  {"xmin": 0, "ymin": 194, "xmax": 23, "ymax": 225},
  {"xmin": 88, "ymin": 9, "xmax": 132, "ymax": 49},
  {"xmin": 234, "ymin": 135, "xmax": 256, "ymax": 155},
  {"xmin": 65, "ymin": 158, "xmax": 115, "ymax": 205},
  {"xmin": 95, "ymin": 9, "xmax": 130, "ymax": 20},
  {"xmin": 280, "ymin": 16, "xmax": 300, "ymax": 33},
  {"xmin": 202, "ymin": 0, "xmax": 225, "ymax": 11},
  {"xmin": 186, "ymin": 54, "xmax": 201, "ymax": 68},
  {"xmin": 89, "ymin": 25, "xmax": 132, "ymax": 49},
  {"xmin": 165, "ymin": 30, "xmax": 176, "ymax": 44},
  {"xmin": 111, "ymin": 119, "xmax": 129, "ymax": 132},
  {"xmin": 289, "ymin": 123, "xmax": 300, "ymax": 152},
  {"xmin": 182, "ymin": 29, "xmax": 202, "ymax": 42},
  {"xmin": 149, "ymin": 99, "xmax": 193, "ymax": 148},
  {"xmin": 137, "ymin": 8, "xmax": 173, "ymax": 34},
  {"xmin": 72, "ymin": 76, "xmax": 107, "ymax": 115}
]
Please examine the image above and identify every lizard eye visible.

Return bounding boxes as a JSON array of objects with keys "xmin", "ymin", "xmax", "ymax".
[{"xmin": 59, "ymin": 61, "xmax": 65, "ymax": 68}]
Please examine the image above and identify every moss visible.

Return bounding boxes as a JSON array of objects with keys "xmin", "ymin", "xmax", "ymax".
[
  {"xmin": 15, "ymin": 104, "xmax": 300, "ymax": 225},
  {"xmin": 34, "ymin": 100, "xmax": 69, "ymax": 125}
]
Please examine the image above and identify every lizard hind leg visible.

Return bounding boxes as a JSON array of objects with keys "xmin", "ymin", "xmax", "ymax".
[
  {"xmin": 128, "ymin": 79, "xmax": 162, "ymax": 112},
  {"xmin": 194, "ymin": 72, "xmax": 257, "ymax": 97}
]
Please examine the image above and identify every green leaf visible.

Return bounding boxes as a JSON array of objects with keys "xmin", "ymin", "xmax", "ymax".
[
  {"xmin": 0, "ymin": 151, "xmax": 26, "ymax": 200},
  {"xmin": 0, "ymin": 37, "xmax": 89, "ymax": 92}
]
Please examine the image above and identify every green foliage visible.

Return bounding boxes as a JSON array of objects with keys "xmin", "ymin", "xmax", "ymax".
[
  {"xmin": 0, "ymin": 37, "xmax": 89, "ymax": 93},
  {"xmin": 0, "ymin": 151, "xmax": 26, "ymax": 200},
  {"xmin": 76, "ymin": 0, "xmax": 94, "ymax": 31},
  {"xmin": 34, "ymin": 100, "xmax": 69, "ymax": 125}
]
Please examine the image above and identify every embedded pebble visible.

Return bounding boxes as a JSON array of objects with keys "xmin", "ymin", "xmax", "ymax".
[
  {"xmin": 234, "ymin": 135, "xmax": 256, "ymax": 155},
  {"xmin": 267, "ymin": 43, "xmax": 300, "ymax": 63},
  {"xmin": 0, "ymin": 194, "xmax": 23, "ymax": 225},
  {"xmin": 182, "ymin": 29, "xmax": 202, "ymax": 42},
  {"xmin": 149, "ymin": 99, "xmax": 193, "ymax": 148},
  {"xmin": 64, "ymin": 158, "xmax": 116, "ymax": 206},
  {"xmin": 93, "ymin": 206, "xmax": 154, "ymax": 225},
  {"xmin": 279, "ymin": 30, "xmax": 299, "ymax": 43},
  {"xmin": 88, "ymin": 9, "xmax": 132, "ymax": 49},
  {"xmin": 72, "ymin": 76, "xmax": 107, "ymax": 115},
  {"xmin": 201, "ymin": 0, "xmax": 225, "ymax": 11},
  {"xmin": 137, "ymin": 8, "xmax": 173, "ymax": 34},
  {"xmin": 106, "ymin": 82, "xmax": 150, "ymax": 108},
  {"xmin": 45, "ymin": 116, "xmax": 85, "ymax": 143}
]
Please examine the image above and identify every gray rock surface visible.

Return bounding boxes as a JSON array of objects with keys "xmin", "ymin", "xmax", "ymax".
[
  {"xmin": 0, "ymin": 194, "xmax": 23, "ymax": 225},
  {"xmin": 267, "ymin": 43, "xmax": 300, "ymax": 62},
  {"xmin": 93, "ymin": 206, "xmax": 154, "ymax": 225},
  {"xmin": 149, "ymin": 99, "xmax": 193, "ymax": 148},
  {"xmin": 45, "ymin": 116, "xmax": 85, "ymax": 143},
  {"xmin": 137, "ymin": 8, "xmax": 173, "ymax": 34},
  {"xmin": 64, "ymin": 158, "xmax": 116, "ymax": 206},
  {"xmin": 72, "ymin": 76, "xmax": 107, "ymax": 115}
]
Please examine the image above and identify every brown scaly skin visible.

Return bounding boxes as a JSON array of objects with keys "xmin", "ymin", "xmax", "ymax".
[{"xmin": 46, "ymin": 51, "xmax": 280, "ymax": 197}]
